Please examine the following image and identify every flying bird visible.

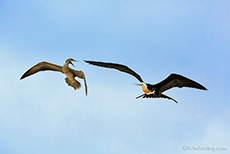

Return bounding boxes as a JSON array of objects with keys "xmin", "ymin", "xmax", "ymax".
[
  {"xmin": 20, "ymin": 58, "xmax": 87, "ymax": 95},
  {"xmin": 84, "ymin": 60, "xmax": 207, "ymax": 103}
]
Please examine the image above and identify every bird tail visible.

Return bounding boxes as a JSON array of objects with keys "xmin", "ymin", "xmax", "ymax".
[
  {"xmin": 136, "ymin": 94, "xmax": 145, "ymax": 99},
  {"xmin": 158, "ymin": 94, "xmax": 178, "ymax": 104},
  {"xmin": 136, "ymin": 93, "xmax": 178, "ymax": 103},
  {"xmin": 65, "ymin": 77, "xmax": 81, "ymax": 90}
]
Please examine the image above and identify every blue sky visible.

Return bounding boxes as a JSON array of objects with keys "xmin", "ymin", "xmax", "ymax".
[{"xmin": 0, "ymin": 0, "xmax": 230, "ymax": 154}]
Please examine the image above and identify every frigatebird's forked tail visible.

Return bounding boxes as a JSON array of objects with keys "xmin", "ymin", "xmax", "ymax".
[{"xmin": 136, "ymin": 93, "xmax": 178, "ymax": 103}]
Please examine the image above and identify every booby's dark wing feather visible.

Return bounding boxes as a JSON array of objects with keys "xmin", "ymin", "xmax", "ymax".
[
  {"xmin": 71, "ymin": 69, "xmax": 88, "ymax": 96},
  {"xmin": 20, "ymin": 61, "xmax": 63, "ymax": 80},
  {"xmin": 84, "ymin": 60, "xmax": 143, "ymax": 82},
  {"xmin": 155, "ymin": 73, "xmax": 207, "ymax": 93},
  {"xmin": 136, "ymin": 93, "xmax": 178, "ymax": 103}
]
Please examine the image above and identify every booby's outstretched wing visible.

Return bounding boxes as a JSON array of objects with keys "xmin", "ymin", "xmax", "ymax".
[
  {"xmin": 84, "ymin": 60, "xmax": 144, "ymax": 82},
  {"xmin": 155, "ymin": 73, "xmax": 207, "ymax": 93},
  {"xmin": 20, "ymin": 61, "xmax": 63, "ymax": 80},
  {"xmin": 71, "ymin": 69, "xmax": 88, "ymax": 95}
]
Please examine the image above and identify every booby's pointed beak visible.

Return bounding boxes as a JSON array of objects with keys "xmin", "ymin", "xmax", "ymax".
[
  {"xmin": 71, "ymin": 59, "xmax": 78, "ymax": 62},
  {"xmin": 69, "ymin": 59, "xmax": 78, "ymax": 67},
  {"xmin": 70, "ymin": 61, "xmax": 75, "ymax": 67}
]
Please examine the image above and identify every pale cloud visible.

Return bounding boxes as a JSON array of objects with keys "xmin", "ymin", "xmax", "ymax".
[
  {"xmin": 178, "ymin": 117, "xmax": 230, "ymax": 154},
  {"xmin": 199, "ymin": 116, "xmax": 230, "ymax": 146}
]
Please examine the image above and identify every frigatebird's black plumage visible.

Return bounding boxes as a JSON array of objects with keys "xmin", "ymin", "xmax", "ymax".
[
  {"xmin": 85, "ymin": 60, "xmax": 207, "ymax": 103},
  {"xmin": 85, "ymin": 61, "xmax": 144, "ymax": 82}
]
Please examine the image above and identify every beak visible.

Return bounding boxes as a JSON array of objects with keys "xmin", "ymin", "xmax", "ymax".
[
  {"xmin": 133, "ymin": 82, "xmax": 143, "ymax": 86},
  {"xmin": 69, "ymin": 59, "xmax": 78, "ymax": 67},
  {"xmin": 71, "ymin": 59, "xmax": 78, "ymax": 62},
  {"xmin": 69, "ymin": 61, "xmax": 75, "ymax": 67}
]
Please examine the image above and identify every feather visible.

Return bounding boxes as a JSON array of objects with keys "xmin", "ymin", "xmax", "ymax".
[{"xmin": 84, "ymin": 60, "xmax": 143, "ymax": 82}]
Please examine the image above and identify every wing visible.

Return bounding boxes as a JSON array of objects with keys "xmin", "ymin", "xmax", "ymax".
[
  {"xmin": 71, "ymin": 69, "xmax": 88, "ymax": 96},
  {"xmin": 84, "ymin": 60, "xmax": 144, "ymax": 82},
  {"xmin": 20, "ymin": 61, "xmax": 63, "ymax": 80},
  {"xmin": 155, "ymin": 73, "xmax": 207, "ymax": 93},
  {"xmin": 136, "ymin": 93, "xmax": 178, "ymax": 103},
  {"xmin": 65, "ymin": 77, "xmax": 81, "ymax": 90}
]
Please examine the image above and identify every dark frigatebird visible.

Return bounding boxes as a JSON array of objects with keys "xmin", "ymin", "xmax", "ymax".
[{"xmin": 84, "ymin": 60, "xmax": 207, "ymax": 103}]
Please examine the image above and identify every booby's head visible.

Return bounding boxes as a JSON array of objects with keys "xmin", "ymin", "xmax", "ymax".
[
  {"xmin": 134, "ymin": 82, "xmax": 151, "ymax": 94},
  {"xmin": 66, "ymin": 58, "xmax": 78, "ymax": 67}
]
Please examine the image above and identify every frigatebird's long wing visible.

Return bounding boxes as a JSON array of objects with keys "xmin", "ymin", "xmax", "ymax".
[
  {"xmin": 155, "ymin": 73, "xmax": 207, "ymax": 93},
  {"xmin": 71, "ymin": 69, "xmax": 88, "ymax": 95},
  {"xmin": 20, "ymin": 61, "xmax": 63, "ymax": 80},
  {"xmin": 84, "ymin": 60, "xmax": 144, "ymax": 82}
]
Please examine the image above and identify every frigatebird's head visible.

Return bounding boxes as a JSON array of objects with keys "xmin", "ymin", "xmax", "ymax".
[
  {"xmin": 134, "ymin": 82, "xmax": 145, "ymax": 87},
  {"xmin": 134, "ymin": 82, "xmax": 151, "ymax": 94},
  {"xmin": 66, "ymin": 58, "xmax": 78, "ymax": 67}
]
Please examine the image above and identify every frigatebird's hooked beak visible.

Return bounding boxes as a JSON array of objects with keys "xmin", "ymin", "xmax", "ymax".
[
  {"xmin": 70, "ymin": 59, "xmax": 78, "ymax": 67},
  {"xmin": 133, "ymin": 82, "xmax": 143, "ymax": 86}
]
